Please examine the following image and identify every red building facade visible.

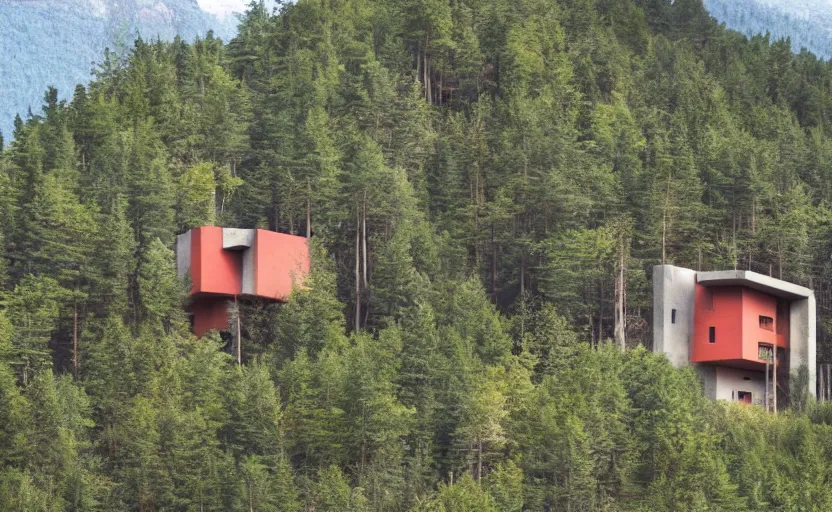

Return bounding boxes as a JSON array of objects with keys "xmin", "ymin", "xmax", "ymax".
[
  {"xmin": 653, "ymin": 266, "xmax": 817, "ymax": 409},
  {"xmin": 176, "ymin": 226, "xmax": 310, "ymax": 336},
  {"xmin": 692, "ymin": 285, "xmax": 789, "ymax": 370}
]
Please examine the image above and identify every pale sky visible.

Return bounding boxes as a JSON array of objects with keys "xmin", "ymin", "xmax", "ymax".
[{"xmin": 196, "ymin": 0, "xmax": 249, "ymax": 18}]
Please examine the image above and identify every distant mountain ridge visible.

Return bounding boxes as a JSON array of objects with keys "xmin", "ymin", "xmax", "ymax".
[
  {"xmin": 0, "ymin": 0, "xmax": 238, "ymax": 140},
  {"xmin": 704, "ymin": 0, "xmax": 832, "ymax": 59}
]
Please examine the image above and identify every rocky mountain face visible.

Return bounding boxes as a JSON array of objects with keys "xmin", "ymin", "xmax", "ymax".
[
  {"xmin": 705, "ymin": 0, "xmax": 832, "ymax": 59},
  {"xmin": 0, "ymin": 0, "xmax": 237, "ymax": 139}
]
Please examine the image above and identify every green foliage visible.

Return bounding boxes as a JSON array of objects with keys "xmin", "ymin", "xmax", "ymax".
[
  {"xmin": 177, "ymin": 162, "xmax": 217, "ymax": 230},
  {"xmin": 2, "ymin": 0, "xmax": 832, "ymax": 510}
]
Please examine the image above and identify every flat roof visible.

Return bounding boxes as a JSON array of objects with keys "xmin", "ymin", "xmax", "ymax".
[{"xmin": 696, "ymin": 270, "xmax": 813, "ymax": 299}]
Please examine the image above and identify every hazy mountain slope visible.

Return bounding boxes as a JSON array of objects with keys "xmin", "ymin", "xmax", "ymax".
[
  {"xmin": 704, "ymin": 0, "xmax": 832, "ymax": 59},
  {"xmin": 0, "ymin": 0, "xmax": 236, "ymax": 140}
]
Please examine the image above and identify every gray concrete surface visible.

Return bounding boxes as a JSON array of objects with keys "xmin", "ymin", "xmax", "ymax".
[
  {"xmin": 176, "ymin": 230, "xmax": 192, "ymax": 279},
  {"xmin": 653, "ymin": 265, "xmax": 697, "ymax": 368}
]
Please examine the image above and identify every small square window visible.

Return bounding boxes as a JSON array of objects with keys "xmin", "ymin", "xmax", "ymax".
[
  {"xmin": 671, "ymin": 309, "xmax": 677, "ymax": 324},
  {"xmin": 709, "ymin": 326, "xmax": 716, "ymax": 343},
  {"xmin": 759, "ymin": 343, "xmax": 774, "ymax": 363},
  {"xmin": 738, "ymin": 391, "xmax": 752, "ymax": 404},
  {"xmin": 759, "ymin": 316, "xmax": 774, "ymax": 331}
]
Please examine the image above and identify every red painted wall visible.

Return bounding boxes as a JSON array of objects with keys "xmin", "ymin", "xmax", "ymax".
[
  {"xmin": 191, "ymin": 227, "xmax": 202, "ymax": 293},
  {"xmin": 741, "ymin": 288, "xmax": 778, "ymax": 361},
  {"xmin": 693, "ymin": 284, "xmax": 790, "ymax": 367},
  {"xmin": 252, "ymin": 230, "xmax": 310, "ymax": 300},
  {"xmin": 183, "ymin": 227, "xmax": 310, "ymax": 336},
  {"xmin": 693, "ymin": 285, "xmax": 744, "ymax": 363},
  {"xmin": 192, "ymin": 296, "xmax": 231, "ymax": 337},
  {"xmin": 190, "ymin": 226, "xmax": 242, "ymax": 296}
]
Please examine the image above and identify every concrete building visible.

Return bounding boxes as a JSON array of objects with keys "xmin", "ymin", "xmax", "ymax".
[
  {"xmin": 653, "ymin": 265, "xmax": 816, "ymax": 407},
  {"xmin": 176, "ymin": 226, "xmax": 310, "ymax": 337}
]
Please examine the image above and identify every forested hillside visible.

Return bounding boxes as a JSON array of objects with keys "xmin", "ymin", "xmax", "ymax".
[{"xmin": 4, "ymin": 0, "xmax": 832, "ymax": 509}]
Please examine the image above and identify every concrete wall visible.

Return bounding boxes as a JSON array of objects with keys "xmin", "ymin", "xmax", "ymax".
[
  {"xmin": 697, "ymin": 365, "xmax": 718, "ymax": 400},
  {"xmin": 714, "ymin": 366, "xmax": 767, "ymax": 404},
  {"xmin": 222, "ymin": 228, "xmax": 254, "ymax": 250},
  {"xmin": 790, "ymin": 295, "xmax": 817, "ymax": 397},
  {"xmin": 176, "ymin": 230, "xmax": 192, "ymax": 279},
  {"xmin": 653, "ymin": 265, "xmax": 697, "ymax": 368}
]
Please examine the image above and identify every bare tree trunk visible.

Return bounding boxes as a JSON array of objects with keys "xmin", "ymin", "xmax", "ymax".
[
  {"xmin": 306, "ymin": 178, "xmax": 312, "ymax": 239},
  {"xmin": 590, "ymin": 312, "xmax": 596, "ymax": 347},
  {"xmin": 615, "ymin": 241, "xmax": 626, "ymax": 352},
  {"xmin": 424, "ymin": 37, "xmax": 431, "ymax": 105},
  {"xmin": 235, "ymin": 296, "xmax": 242, "ymax": 365},
  {"xmin": 774, "ymin": 348, "xmax": 778, "ymax": 413},
  {"xmin": 520, "ymin": 252, "xmax": 525, "ymax": 297},
  {"xmin": 439, "ymin": 69, "xmax": 443, "ymax": 106},
  {"xmin": 273, "ymin": 196, "xmax": 280, "ymax": 232},
  {"xmin": 491, "ymin": 225, "xmax": 497, "ymax": 302},
  {"xmin": 597, "ymin": 286, "xmax": 604, "ymax": 344},
  {"xmin": 362, "ymin": 190, "xmax": 369, "ymax": 290},
  {"xmin": 477, "ymin": 435, "xmax": 483, "ymax": 484},
  {"xmin": 779, "ymin": 242, "xmax": 784, "ymax": 280},
  {"xmin": 662, "ymin": 176, "xmax": 671, "ymax": 264},
  {"xmin": 416, "ymin": 46, "xmax": 421, "ymax": 95},
  {"xmin": 248, "ymin": 479, "xmax": 254, "ymax": 512},
  {"xmin": 355, "ymin": 207, "xmax": 361, "ymax": 332},
  {"xmin": 732, "ymin": 212, "xmax": 737, "ymax": 270},
  {"xmin": 73, "ymin": 302, "xmax": 78, "ymax": 379}
]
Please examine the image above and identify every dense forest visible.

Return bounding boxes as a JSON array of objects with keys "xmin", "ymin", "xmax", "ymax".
[{"xmin": 5, "ymin": 0, "xmax": 832, "ymax": 509}]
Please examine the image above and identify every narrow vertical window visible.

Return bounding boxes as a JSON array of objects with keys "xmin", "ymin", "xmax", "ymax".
[
  {"xmin": 671, "ymin": 309, "xmax": 677, "ymax": 324},
  {"xmin": 709, "ymin": 326, "xmax": 716, "ymax": 343}
]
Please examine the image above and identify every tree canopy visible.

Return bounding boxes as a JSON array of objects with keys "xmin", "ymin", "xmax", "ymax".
[{"xmin": 2, "ymin": 0, "xmax": 832, "ymax": 509}]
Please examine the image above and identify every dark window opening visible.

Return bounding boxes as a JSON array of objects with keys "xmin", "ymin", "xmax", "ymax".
[
  {"xmin": 671, "ymin": 309, "xmax": 677, "ymax": 324},
  {"xmin": 776, "ymin": 300, "xmax": 787, "ymax": 335},
  {"xmin": 743, "ymin": 377, "xmax": 751, "ymax": 381},
  {"xmin": 759, "ymin": 315, "xmax": 774, "ymax": 331},
  {"xmin": 738, "ymin": 391, "xmax": 752, "ymax": 404},
  {"xmin": 759, "ymin": 343, "xmax": 773, "ymax": 362},
  {"xmin": 709, "ymin": 326, "xmax": 716, "ymax": 343}
]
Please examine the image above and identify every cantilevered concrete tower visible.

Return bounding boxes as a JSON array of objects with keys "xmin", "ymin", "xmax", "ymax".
[
  {"xmin": 653, "ymin": 265, "xmax": 816, "ymax": 407},
  {"xmin": 176, "ymin": 226, "xmax": 310, "ymax": 337}
]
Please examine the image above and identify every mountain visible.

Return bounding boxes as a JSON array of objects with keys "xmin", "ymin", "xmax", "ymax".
[
  {"xmin": 704, "ymin": 0, "xmax": 832, "ymax": 59},
  {"xmin": 0, "ymin": 0, "xmax": 238, "ymax": 139}
]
